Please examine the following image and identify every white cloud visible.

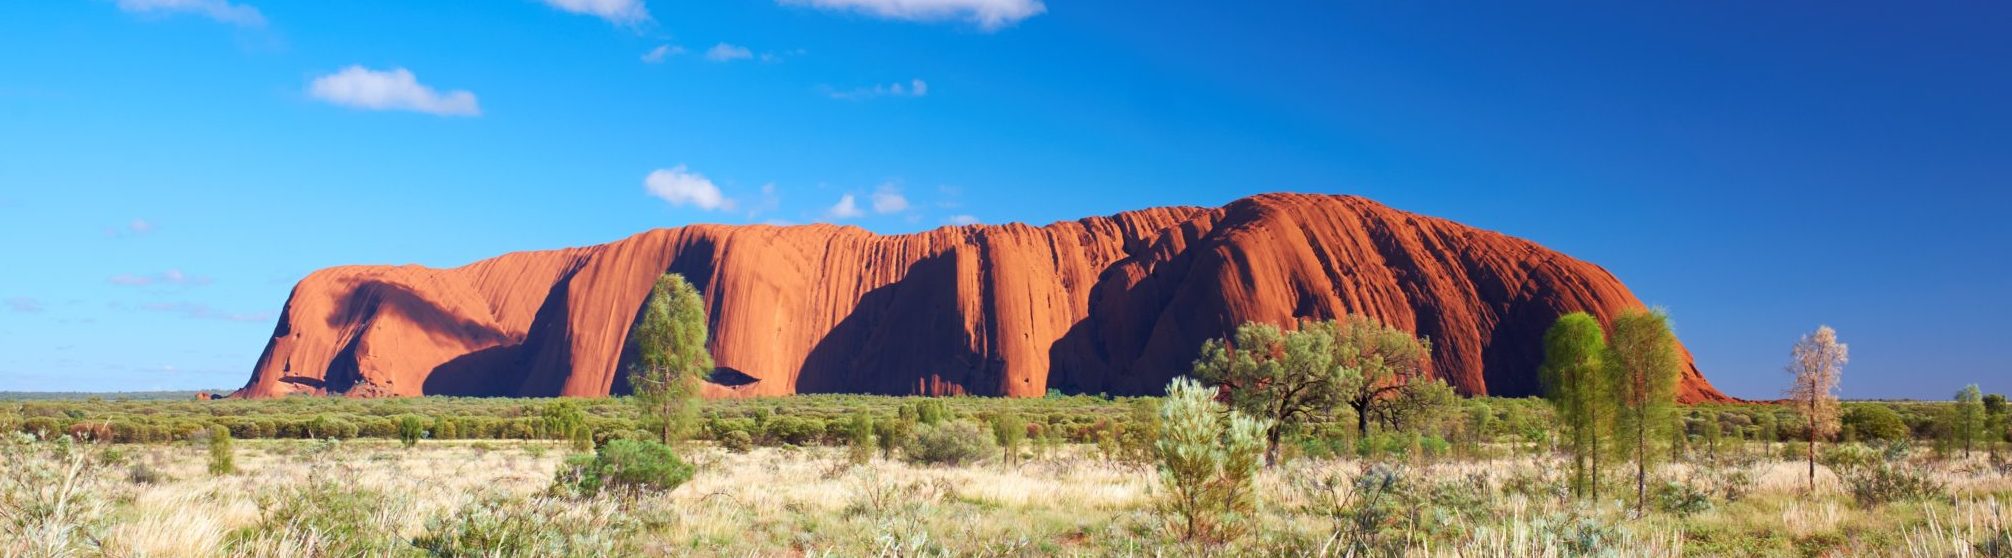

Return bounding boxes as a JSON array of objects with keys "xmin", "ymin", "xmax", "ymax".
[
  {"xmin": 644, "ymin": 165, "xmax": 734, "ymax": 211},
  {"xmin": 109, "ymin": 269, "xmax": 213, "ymax": 287},
  {"xmin": 780, "ymin": 0, "xmax": 1043, "ymax": 31},
  {"xmin": 825, "ymin": 194, "xmax": 865, "ymax": 219},
  {"xmin": 115, "ymin": 0, "xmax": 266, "ymax": 28},
  {"xmin": 746, "ymin": 183, "xmax": 782, "ymax": 217},
  {"xmin": 4, "ymin": 297, "xmax": 42, "ymax": 313},
  {"xmin": 870, "ymin": 183, "xmax": 909, "ymax": 214},
  {"xmin": 641, "ymin": 44, "xmax": 684, "ymax": 63},
  {"xmin": 138, "ymin": 302, "xmax": 272, "ymax": 323},
  {"xmin": 825, "ymin": 79, "xmax": 928, "ymax": 100},
  {"xmin": 307, "ymin": 66, "xmax": 481, "ymax": 117},
  {"xmin": 539, "ymin": 0, "xmax": 650, "ymax": 25},
  {"xmin": 946, "ymin": 214, "xmax": 979, "ymax": 225},
  {"xmin": 105, "ymin": 218, "xmax": 156, "ymax": 238},
  {"xmin": 705, "ymin": 43, "xmax": 753, "ymax": 62}
]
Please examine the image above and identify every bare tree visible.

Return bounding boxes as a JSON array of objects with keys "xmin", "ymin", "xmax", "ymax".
[{"xmin": 1785, "ymin": 325, "xmax": 1847, "ymax": 493}]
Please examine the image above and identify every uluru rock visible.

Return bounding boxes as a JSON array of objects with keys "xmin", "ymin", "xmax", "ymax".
[{"xmin": 234, "ymin": 193, "xmax": 1729, "ymax": 403}]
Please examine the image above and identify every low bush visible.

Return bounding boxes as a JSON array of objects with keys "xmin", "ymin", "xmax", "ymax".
[
  {"xmin": 1652, "ymin": 480, "xmax": 1713, "ymax": 516},
  {"xmin": 902, "ymin": 420, "xmax": 995, "ymax": 466},
  {"xmin": 719, "ymin": 429, "xmax": 754, "ymax": 453},
  {"xmin": 1842, "ymin": 465, "xmax": 1946, "ymax": 507},
  {"xmin": 553, "ymin": 439, "xmax": 694, "ymax": 497}
]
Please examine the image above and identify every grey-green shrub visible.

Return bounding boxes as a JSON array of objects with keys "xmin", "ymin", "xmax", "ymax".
[
  {"xmin": 901, "ymin": 420, "xmax": 994, "ymax": 466},
  {"xmin": 1155, "ymin": 376, "xmax": 1270, "ymax": 543}
]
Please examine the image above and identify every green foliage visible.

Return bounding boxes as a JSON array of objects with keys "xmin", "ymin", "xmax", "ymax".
[
  {"xmin": 1191, "ymin": 321, "xmax": 1344, "ymax": 464},
  {"xmin": 989, "ymin": 412, "xmax": 1025, "ymax": 465},
  {"xmin": 207, "ymin": 425, "xmax": 235, "ymax": 475},
  {"xmin": 873, "ymin": 416, "xmax": 913, "ymax": 460},
  {"xmin": 1117, "ymin": 398, "xmax": 1161, "ymax": 464},
  {"xmin": 1957, "ymin": 384, "xmax": 1985, "ymax": 456},
  {"xmin": 233, "ymin": 479, "xmax": 403, "ymax": 556},
  {"xmin": 1154, "ymin": 377, "xmax": 1270, "ymax": 544},
  {"xmin": 911, "ymin": 399, "xmax": 949, "ymax": 426},
  {"xmin": 397, "ymin": 415, "xmax": 426, "ymax": 448},
  {"xmin": 1605, "ymin": 307, "xmax": 1682, "ymax": 514},
  {"xmin": 1652, "ymin": 480, "xmax": 1713, "ymax": 516},
  {"xmin": 1842, "ymin": 464, "xmax": 1946, "ymax": 507},
  {"xmin": 542, "ymin": 400, "xmax": 588, "ymax": 441},
  {"xmin": 902, "ymin": 420, "xmax": 995, "ymax": 466},
  {"xmin": 719, "ymin": 429, "xmax": 754, "ymax": 453},
  {"xmin": 569, "ymin": 424, "xmax": 594, "ymax": 453},
  {"xmin": 844, "ymin": 413, "xmax": 876, "ymax": 465},
  {"xmin": 627, "ymin": 274, "xmax": 710, "ymax": 444},
  {"xmin": 1329, "ymin": 316, "xmax": 1433, "ymax": 438},
  {"xmin": 1843, "ymin": 404, "xmax": 1909, "ymax": 442},
  {"xmin": 553, "ymin": 439, "xmax": 694, "ymax": 497},
  {"xmin": 414, "ymin": 495, "xmax": 630, "ymax": 557}
]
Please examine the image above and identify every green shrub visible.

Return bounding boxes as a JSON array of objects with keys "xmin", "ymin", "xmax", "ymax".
[
  {"xmin": 553, "ymin": 439, "xmax": 694, "ymax": 497},
  {"xmin": 413, "ymin": 495, "xmax": 630, "ymax": 557},
  {"xmin": 719, "ymin": 429, "xmax": 754, "ymax": 453},
  {"xmin": 990, "ymin": 413, "xmax": 1025, "ymax": 465},
  {"xmin": 843, "ymin": 413, "xmax": 875, "ymax": 465},
  {"xmin": 764, "ymin": 416, "xmax": 825, "ymax": 446},
  {"xmin": 207, "ymin": 425, "xmax": 235, "ymax": 475},
  {"xmin": 902, "ymin": 420, "xmax": 995, "ymax": 466},
  {"xmin": 1652, "ymin": 480, "xmax": 1713, "ymax": 516},
  {"xmin": 397, "ymin": 415, "xmax": 426, "ymax": 448},
  {"xmin": 1842, "ymin": 465, "xmax": 1946, "ymax": 507}
]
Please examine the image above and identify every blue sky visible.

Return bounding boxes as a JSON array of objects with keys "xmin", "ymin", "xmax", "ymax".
[{"xmin": 1, "ymin": 1, "xmax": 2007, "ymax": 399}]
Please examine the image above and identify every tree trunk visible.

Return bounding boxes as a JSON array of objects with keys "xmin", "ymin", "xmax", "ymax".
[
  {"xmin": 1356, "ymin": 401, "xmax": 1371, "ymax": 439},
  {"xmin": 1265, "ymin": 426, "xmax": 1282, "ymax": 467},
  {"xmin": 1636, "ymin": 420, "xmax": 1647, "ymax": 516},
  {"xmin": 1806, "ymin": 422, "xmax": 1817, "ymax": 493},
  {"xmin": 1590, "ymin": 427, "xmax": 1601, "ymax": 503}
]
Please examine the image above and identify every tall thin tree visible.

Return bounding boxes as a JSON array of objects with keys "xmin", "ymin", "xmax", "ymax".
[
  {"xmin": 1785, "ymin": 325, "xmax": 1847, "ymax": 493},
  {"xmin": 1539, "ymin": 312, "xmax": 1611, "ymax": 501},
  {"xmin": 629, "ymin": 273, "xmax": 712, "ymax": 445},
  {"xmin": 1956, "ymin": 385, "xmax": 1984, "ymax": 458},
  {"xmin": 1604, "ymin": 307, "xmax": 1682, "ymax": 516}
]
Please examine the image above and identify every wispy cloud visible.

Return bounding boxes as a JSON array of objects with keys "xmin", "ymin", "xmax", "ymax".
[
  {"xmin": 539, "ymin": 0, "xmax": 651, "ymax": 25},
  {"xmin": 946, "ymin": 214, "xmax": 979, "ymax": 225},
  {"xmin": 108, "ymin": 269, "xmax": 213, "ymax": 288},
  {"xmin": 4, "ymin": 297, "xmax": 43, "ymax": 314},
  {"xmin": 104, "ymin": 218, "xmax": 156, "ymax": 238},
  {"xmin": 307, "ymin": 66, "xmax": 480, "ymax": 117},
  {"xmin": 780, "ymin": 0, "xmax": 1044, "ymax": 31},
  {"xmin": 871, "ymin": 183, "xmax": 910, "ymax": 214},
  {"xmin": 641, "ymin": 44, "xmax": 684, "ymax": 63},
  {"xmin": 746, "ymin": 183, "xmax": 782, "ymax": 218},
  {"xmin": 705, "ymin": 43, "xmax": 753, "ymax": 62},
  {"xmin": 115, "ymin": 0, "xmax": 266, "ymax": 28},
  {"xmin": 138, "ymin": 302, "xmax": 272, "ymax": 323},
  {"xmin": 825, "ymin": 79, "xmax": 928, "ymax": 100},
  {"xmin": 824, "ymin": 194, "xmax": 865, "ymax": 219},
  {"xmin": 644, "ymin": 165, "xmax": 735, "ymax": 211}
]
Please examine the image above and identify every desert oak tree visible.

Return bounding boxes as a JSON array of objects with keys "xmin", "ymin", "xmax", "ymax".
[
  {"xmin": 629, "ymin": 273, "xmax": 712, "ymax": 445},
  {"xmin": 1539, "ymin": 311, "xmax": 1613, "ymax": 502},
  {"xmin": 1604, "ymin": 307, "xmax": 1681, "ymax": 516}
]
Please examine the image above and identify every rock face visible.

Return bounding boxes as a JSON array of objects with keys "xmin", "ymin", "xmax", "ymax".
[{"xmin": 234, "ymin": 193, "xmax": 1728, "ymax": 402}]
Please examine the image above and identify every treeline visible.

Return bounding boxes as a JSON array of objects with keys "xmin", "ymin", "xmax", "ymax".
[{"xmin": 0, "ymin": 391, "xmax": 1998, "ymax": 454}]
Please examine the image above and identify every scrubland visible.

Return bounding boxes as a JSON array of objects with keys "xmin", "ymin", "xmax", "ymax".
[{"xmin": 4, "ymin": 433, "xmax": 2009, "ymax": 557}]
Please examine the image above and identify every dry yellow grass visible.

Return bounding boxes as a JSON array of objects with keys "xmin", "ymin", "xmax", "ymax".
[{"xmin": 3, "ymin": 438, "xmax": 2009, "ymax": 557}]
